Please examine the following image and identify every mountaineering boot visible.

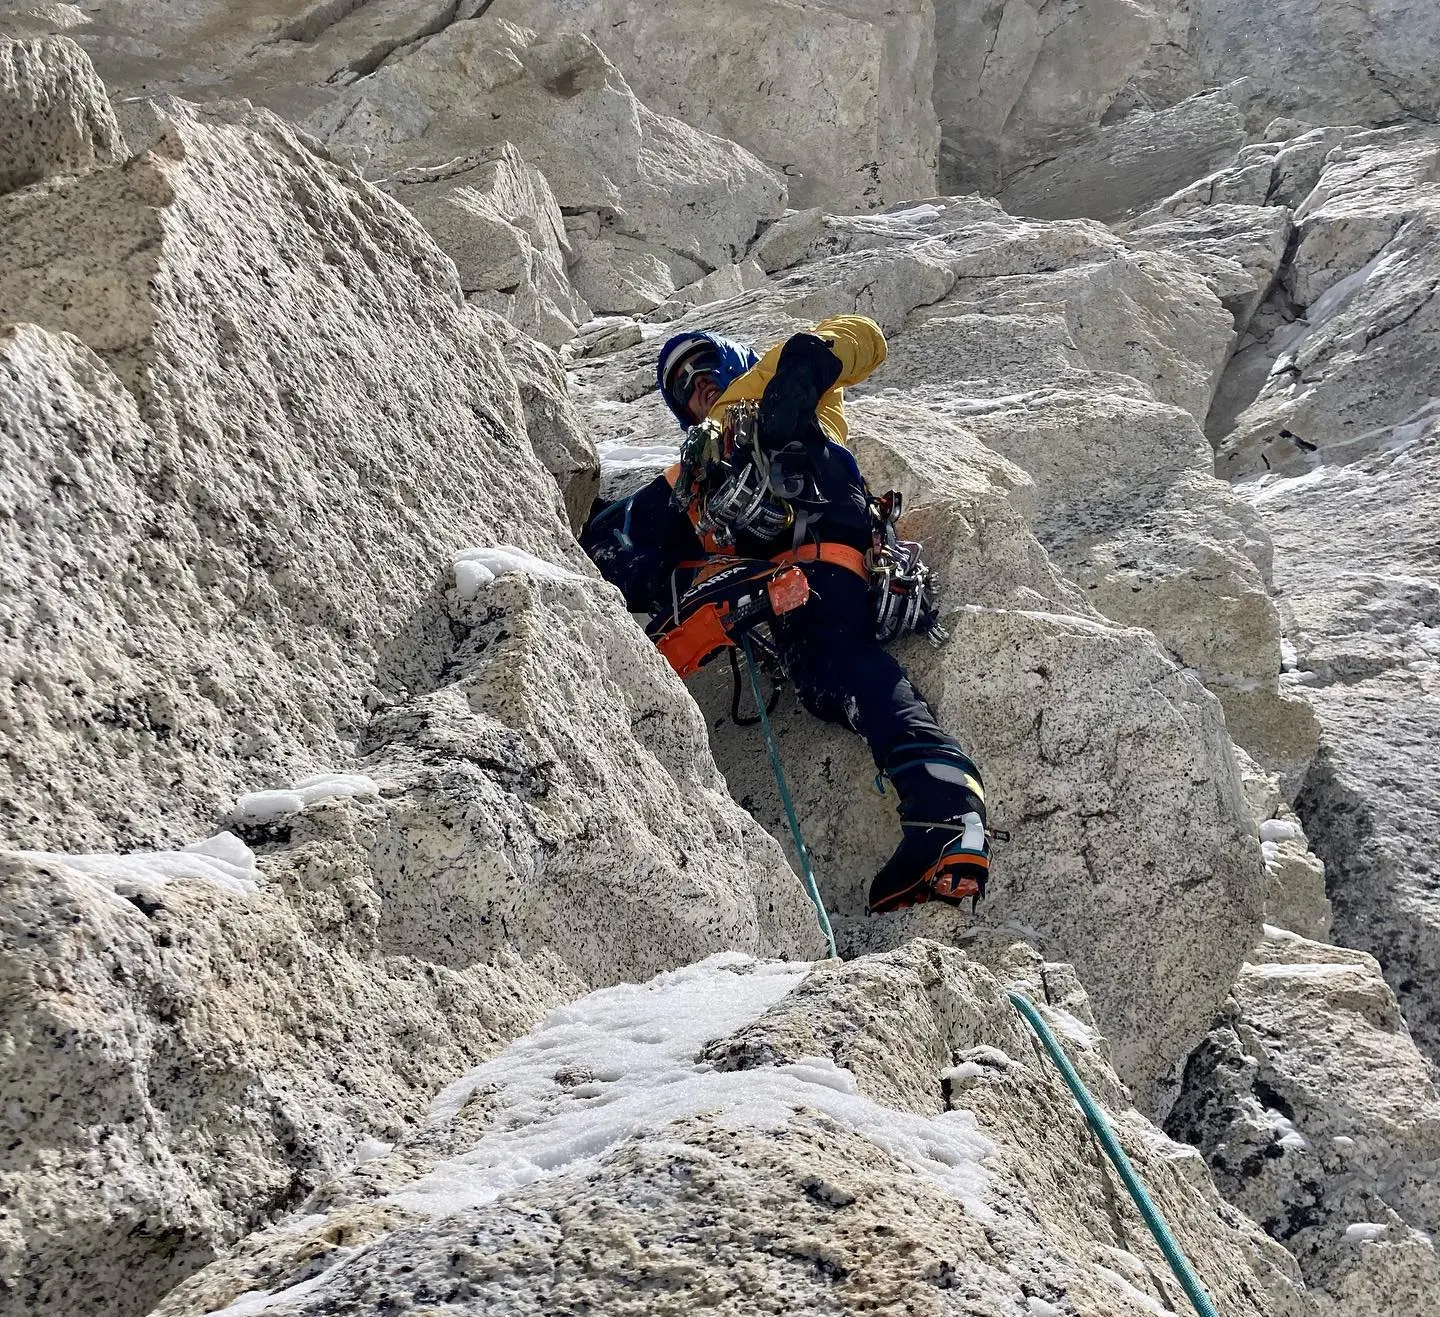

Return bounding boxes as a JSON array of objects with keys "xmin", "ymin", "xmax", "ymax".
[{"xmin": 867, "ymin": 744, "xmax": 989, "ymax": 915}]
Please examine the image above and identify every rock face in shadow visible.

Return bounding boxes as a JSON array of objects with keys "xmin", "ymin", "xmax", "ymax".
[
  {"xmin": 147, "ymin": 944, "xmax": 1315, "ymax": 1317},
  {"xmin": 0, "ymin": 68, "xmax": 820, "ymax": 1317},
  {"xmin": 1167, "ymin": 928, "xmax": 1440, "ymax": 1315}
]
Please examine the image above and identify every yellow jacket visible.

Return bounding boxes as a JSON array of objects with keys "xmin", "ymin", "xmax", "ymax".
[{"xmin": 708, "ymin": 314, "xmax": 887, "ymax": 446}]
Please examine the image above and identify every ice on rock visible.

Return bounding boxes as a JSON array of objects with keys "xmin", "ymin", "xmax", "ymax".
[
  {"xmin": 15, "ymin": 832, "xmax": 259, "ymax": 898},
  {"xmin": 451, "ymin": 545, "xmax": 594, "ymax": 599},
  {"xmin": 235, "ymin": 773, "xmax": 380, "ymax": 824}
]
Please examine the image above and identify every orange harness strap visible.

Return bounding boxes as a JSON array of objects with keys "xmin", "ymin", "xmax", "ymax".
[{"xmin": 771, "ymin": 541, "xmax": 869, "ymax": 580}]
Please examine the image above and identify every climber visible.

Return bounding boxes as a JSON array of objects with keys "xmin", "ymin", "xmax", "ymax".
[{"xmin": 581, "ymin": 315, "xmax": 989, "ymax": 914}]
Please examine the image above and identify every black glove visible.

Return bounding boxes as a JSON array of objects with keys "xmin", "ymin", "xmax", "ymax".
[{"xmin": 758, "ymin": 333, "xmax": 843, "ymax": 448}]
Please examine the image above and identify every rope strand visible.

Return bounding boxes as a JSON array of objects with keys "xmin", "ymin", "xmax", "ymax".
[
  {"xmin": 1008, "ymin": 991, "xmax": 1220, "ymax": 1317},
  {"xmin": 741, "ymin": 634, "xmax": 837, "ymax": 958}
]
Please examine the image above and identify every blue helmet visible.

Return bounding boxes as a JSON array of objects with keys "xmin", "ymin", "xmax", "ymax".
[{"xmin": 656, "ymin": 331, "xmax": 758, "ymax": 428}]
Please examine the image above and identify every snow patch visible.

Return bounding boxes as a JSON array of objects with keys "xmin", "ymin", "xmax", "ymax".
[
  {"xmin": 236, "ymin": 773, "xmax": 380, "ymax": 825},
  {"xmin": 597, "ymin": 440, "xmax": 681, "ymax": 474},
  {"xmin": 400, "ymin": 954, "xmax": 994, "ymax": 1222},
  {"xmin": 1236, "ymin": 464, "xmax": 1333, "ymax": 505},
  {"xmin": 943, "ymin": 1061, "xmax": 990, "ymax": 1083},
  {"xmin": 1259, "ymin": 818, "xmax": 1304, "ymax": 844},
  {"xmin": 1269, "ymin": 1111, "xmax": 1310, "ymax": 1151},
  {"xmin": 16, "ymin": 832, "xmax": 259, "ymax": 899},
  {"xmin": 1048, "ymin": 1006, "xmax": 1101, "ymax": 1052},
  {"xmin": 452, "ymin": 545, "xmax": 592, "ymax": 599},
  {"xmin": 1345, "ymin": 1222, "xmax": 1388, "ymax": 1243}
]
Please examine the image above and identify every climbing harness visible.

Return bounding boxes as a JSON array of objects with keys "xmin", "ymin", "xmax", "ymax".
[
  {"xmin": 741, "ymin": 633, "xmax": 837, "ymax": 959},
  {"xmin": 1007, "ymin": 991, "xmax": 1220, "ymax": 1317},
  {"xmin": 650, "ymin": 557, "xmax": 812, "ymax": 679}
]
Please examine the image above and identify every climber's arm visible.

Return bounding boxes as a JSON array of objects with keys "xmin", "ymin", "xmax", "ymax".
[{"xmin": 810, "ymin": 314, "xmax": 887, "ymax": 387}]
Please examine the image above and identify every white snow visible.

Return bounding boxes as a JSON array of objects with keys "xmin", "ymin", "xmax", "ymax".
[
  {"xmin": 1259, "ymin": 818, "xmax": 1305, "ymax": 844},
  {"xmin": 1048, "ymin": 1007, "xmax": 1101, "ymax": 1052},
  {"xmin": 880, "ymin": 202, "xmax": 948, "ymax": 223},
  {"xmin": 1332, "ymin": 1135, "xmax": 1357, "ymax": 1150},
  {"xmin": 235, "ymin": 773, "xmax": 380, "ymax": 825},
  {"xmin": 1236, "ymin": 464, "xmax": 1333, "ymax": 505},
  {"xmin": 1026, "ymin": 1299, "xmax": 1064, "ymax": 1317},
  {"xmin": 349, "ymin": 1137, "xmax": 395, "ymax": 1164},
  {"xmin": 1268, "ymin": 1111, "xmax": 1310, "ymax": 1151},
  {"xmin": 452, "ymin": 545, "xmax": 592, "ymax": 599},
  {"xmin": 394, "ymin": 954, "xmax": 995, "ymax": 1224},
  {"xmin": 16, "ymin": 831, "xmax": 259, "ymax": 899},
  {"xmin": 1263, "ymin": 924, "xmax": 1306, "ymax": 941},
  {"xmin": 1345, "ymin": 1222, "xmax": 1388, "ymax": 1243},
  {"xmin": 596, "ymin": 440, "xmax": 681, "ymax": 473},
  {"xmin": 943, "ymin": 1061, "xmax": 990, "ymax": 1083}
]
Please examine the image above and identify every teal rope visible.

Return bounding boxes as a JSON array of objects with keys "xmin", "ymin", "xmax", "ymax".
[
  {"xmin": 740, "ymin": 635, "xmax": 837, "ymax": 959},
  {"xmin": 1007, "ymin": 991, "xmax": 1219, "ymax": 1317}
]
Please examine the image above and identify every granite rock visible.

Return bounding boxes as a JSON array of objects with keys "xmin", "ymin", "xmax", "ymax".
[
  {"xmin": 0, "ymin": 96, "xmax": 820, "ymax": 1317},
  {"xmin": 488, "ymin": 0, "xmax": 939, "ymax": 212},
  {"xmin": 380, "ymin": 145, "xmax": 590, "ymax": 348},
  {"xmin": 149, "ymin": 944, "xmax": 1314, "ymax": 1317},
  {"xmin": 1168, "ymin": 927, "xmax": 1440, "ymax": 1315},
  {"xmin": 0, "ymin": 35, "xmax": 124, "ymax": 195}
]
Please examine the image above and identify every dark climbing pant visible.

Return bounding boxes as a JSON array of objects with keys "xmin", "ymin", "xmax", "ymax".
[{"xmin": 769, "ymin": 564, "xmax": 957, "ymax": 767}]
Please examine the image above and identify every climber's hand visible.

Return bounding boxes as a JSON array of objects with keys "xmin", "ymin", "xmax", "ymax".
[{"xmin": 758, "ymin": 333, "xmax": 843, "ymax": 446}]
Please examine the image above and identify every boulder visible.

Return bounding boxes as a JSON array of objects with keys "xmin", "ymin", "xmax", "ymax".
[
  {"xmin": 488, "ymin": 0, "xmax": 939, "ymax": 212},
  {"xmin": 1168, "ymin": 927, "xmax": 1440, "ymax": 1315},
  {"xmin": 0, "ymin": 97, "xmax": 820, "ymax": 1317},
  {"xmin": 0, "ymin": 35, "xmax": 125, "ymax": 195},
  {"xmin": 308, "ymin": 23, "xmax": 787, "ymax": 276},
  {"xmin": 379, "ymin": 145, "xmax": 591, "ymax": 348},
  {"xmin": 998, "ymin": 90, "xmax": 1248, "ymax": 224},
  {"xmin": 147, "ymin": 944, "xmax": 1314, "ymax": 1317}
]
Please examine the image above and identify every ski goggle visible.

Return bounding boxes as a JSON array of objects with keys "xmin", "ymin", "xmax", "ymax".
[{"xmin": 668, "ymin": 350, "xmax": 719, "ymax": 407}]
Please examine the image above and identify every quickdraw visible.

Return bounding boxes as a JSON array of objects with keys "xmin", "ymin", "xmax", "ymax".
[
  {"xmin": 668, "ymin": 400, "xmax": 811, "ymax": 552},
  {"xmin": 867, "ymin": 490, "xmax": 947, "ymax": 648}
]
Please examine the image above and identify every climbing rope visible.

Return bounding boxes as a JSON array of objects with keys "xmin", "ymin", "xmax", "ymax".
[
  {"xmin": 740, "ymin": 633, "xmax": 838, "ymax": 958},
  {"xmin": 1007, "ymin": 990, "xmax": 1220, "ymax": 1317}
]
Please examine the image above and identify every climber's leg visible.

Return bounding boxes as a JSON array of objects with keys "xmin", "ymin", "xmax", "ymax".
[{"xmin": 769, "ymin": 566, "xmax": 989, "ymax": 913}]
